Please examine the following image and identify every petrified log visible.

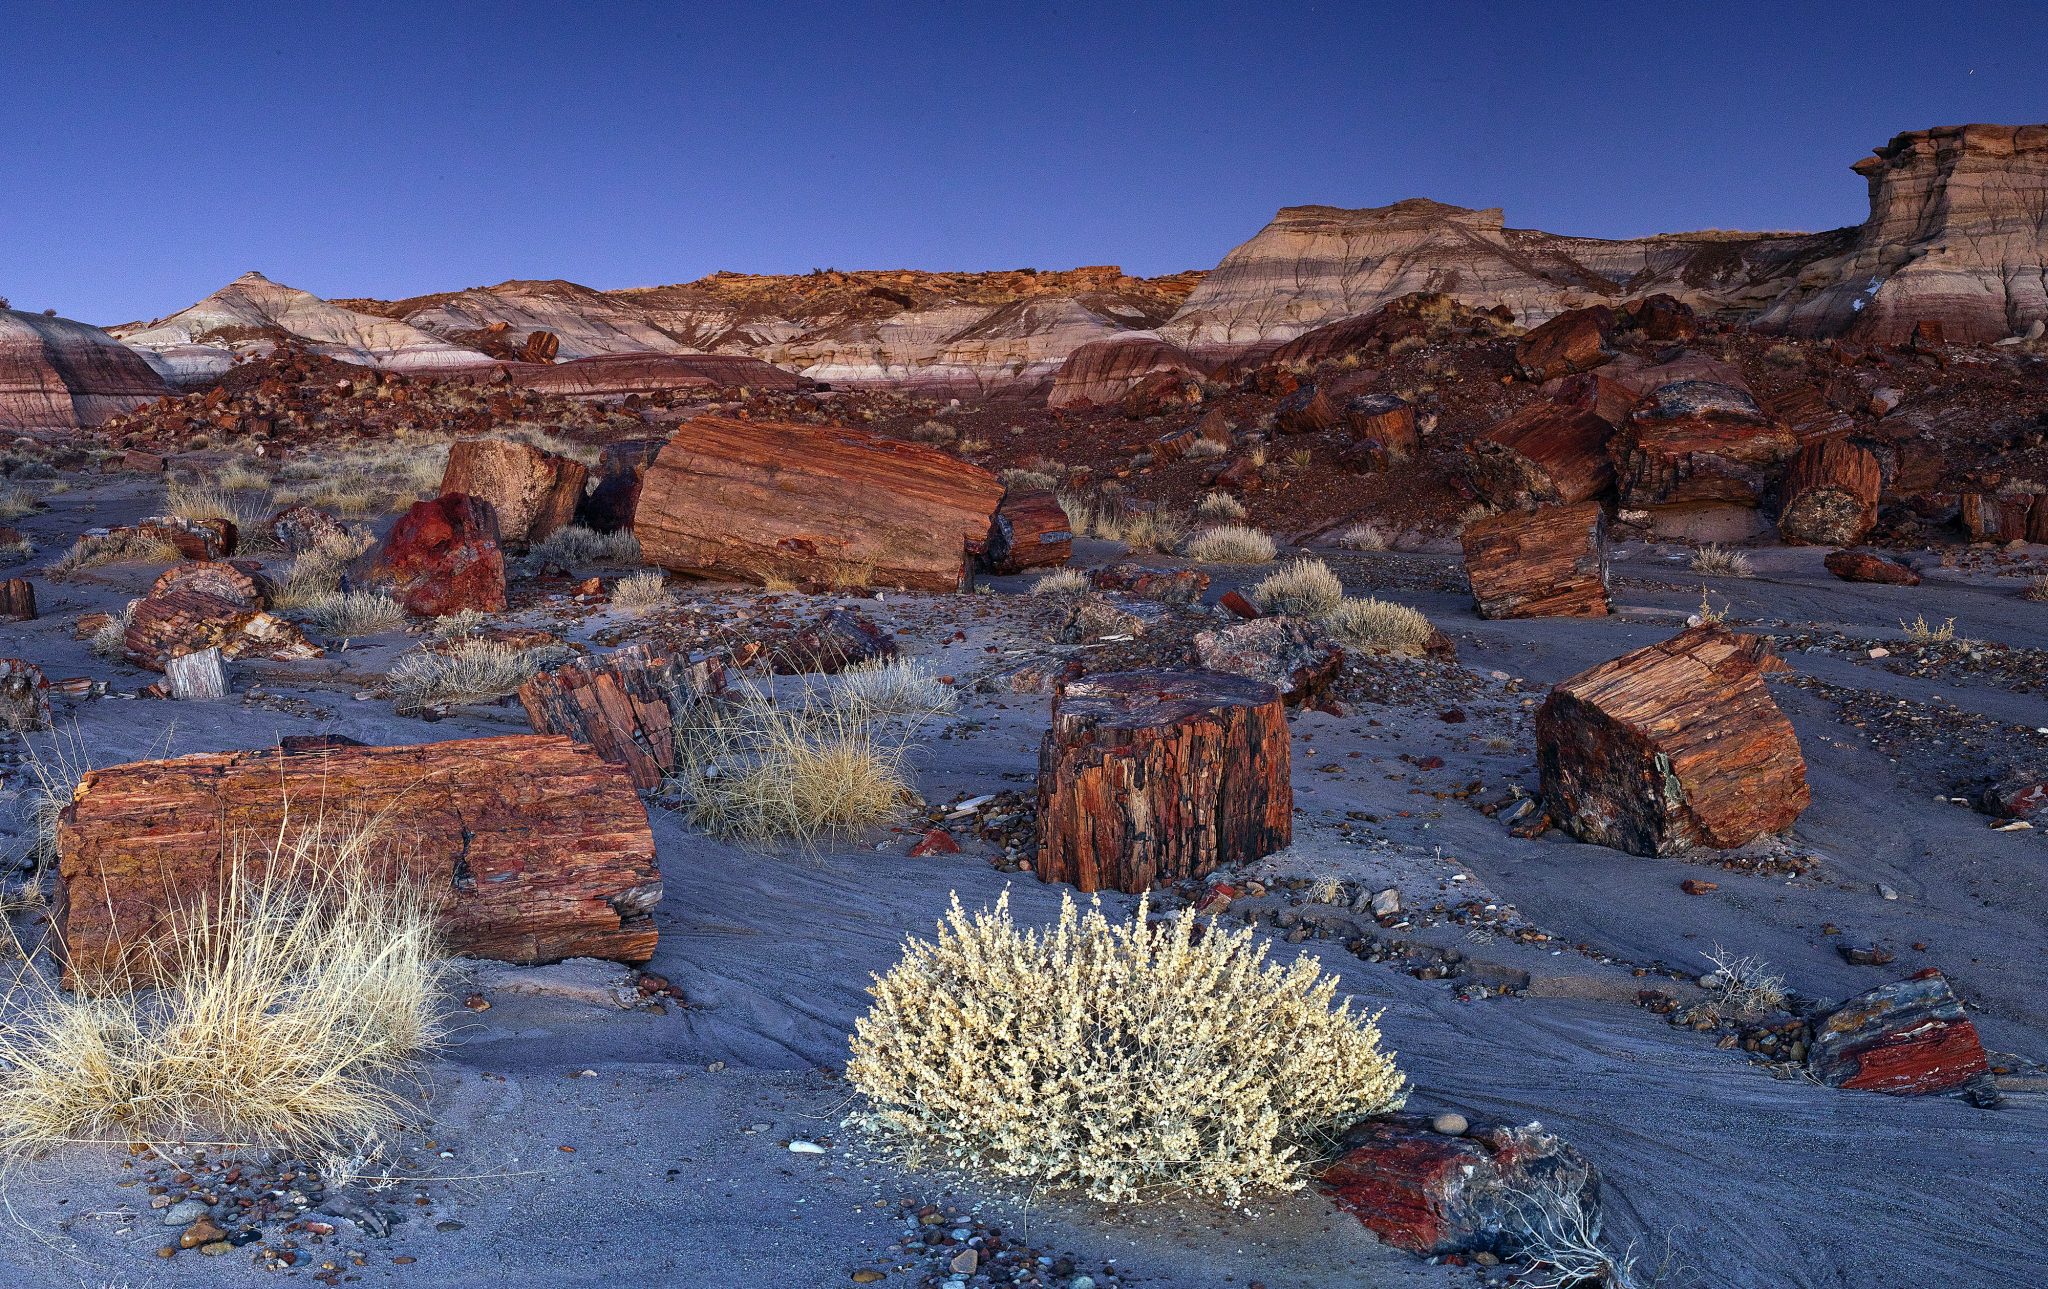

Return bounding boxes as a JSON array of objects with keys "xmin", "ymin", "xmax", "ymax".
[
  {"xmin": 164, "ymin": 647, "xmax": 228, "ymax": 701},
  {"xmin": 438, "ymin": 438, "xmax": 588, "ymax": 548},
  {"xmin": 1273, "ymin": 384, "xmax": 1341, "ymax": 434},
  {"xmin": 1777, "ymin": 439, "xmax": 1882, "ymax": 546},
  {"xmin": 1981, "ymin": 766, "xmax": 2048, "ymax": 818},
  {"xmin": 122, "ymin": 589, "xmax": 323, "ymax": 671},
  {"xmin": 1621, "ymin": 293, "xmax": 1697, "ymax": 342},
  {"xmin": 1960, "ymin": 491, "xmax": 2034, "ymax": 542},
  {"xmin": 1610, "ymin": 381, "xmax": 1798, "ymax": 508},
  {"xmin": 265, "ymin": 504, "xmax": 353, "ymax": 554},
  {"xmin": 519, "ymin": 643, "xmax": 722, "ymax": 790},
  {"xmin": 1151, "ymin": 424, "xmax": 1200, "ymax": 465},
  {"xmin": 372, "ymin": 493, "xmax": 507, "ymax": 617},
  {"xmin": 1824, "ymin": 548, "xmax": 1920, "ymax": 586},
  {"xmin": 0, "ymin": 577, "xmax": 34, "ymax": 621},
  {"xmin": 985, "ymin": 489, "xmax": 1072, "ymax": 574},
  {"xmin": 632, "ymin": 416, "xmax": 1004, "ymax": 593},
  {"xmin": 1036, "ymin": 670, "xmax": 1291, "ymax": 893},
  {"xmin": 1807, "ymin": 970, "xmax": 1996, "ymax": 1103},
  {"xmin": 519, "ymin": 329, "xmax": 561, "ymax": 364},
  {"xmin": 2030, "ymin": 496, "xmax": 2048, "ymax": 544},
  {"xmin": 1536, "ymin": 625, "xmax": 1809, "ymax": 855},
  {"xmin": 1195, "ymin": 407, "xmax": 1234, "ymax": 445},
  {"xmin": 1088, "ymin": 562, "xmax": 1209, "ymax": 604},
  {"xmin": 1344, "ymin": 394, "xmax": 1418, "ymax": 465},
  {"xmin": 150, "ymin": 558, "xmax": 273, "ymax": 609},
  {"xmin": 770, "ymin": 608, "xmax": 899, "ymax": 674},
  {"xmin": 135, "ymin": 515, "xmax": 237, "ymax": 560},
  {"xmin": 1192, "ymin": 617, "xmax": 1345, "ymax": 708},
  {"xmin": 1119, "ymin": 370, "xmax": 1201, "ymax": 419},
  {"xmin": 1467, "ymin": 403, "xmax": 1614, "ymax": 510},
  {"xmin": 54, "ymin": 735, "xmax": 660, "ymax": 979},
  {"xmin": 1460, "ymin": 503, "xmax": 1610, "ymax": 619},
  {"xmin": 576, "ymin": 438, "xmax": 664, "ymax": 534},
  {"xmin": 1763, "ymin": 384, "xmax": 1856, "ymax": 444},
  {"xmin": 1317, "ymin": 1114, "xmax": 1601, "ymax": 1256},
  {"xmin": 0, "ymin": 658, "xmax": 51, "ymax": 732},
  {"xmin": 1515, "ymin": 306, "xmax": 1614, "ymax": 381}
]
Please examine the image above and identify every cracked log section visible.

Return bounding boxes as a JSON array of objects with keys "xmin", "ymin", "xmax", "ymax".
[
  {"xmin": 1460, "ymin": 502, "xmax": 1609, "ymax": 619},
  {"xmin": 519, "ymin": 643, "xmax": 723, "ymax": 790},
  {"xmin": 54, "ymin": 735, "xmax": 660, "ymax": 980},
  {"xmin": 1536, "ymin": 625, "xmax": 1809, "ymax": 856},
  {"xmin": 1776, "ymin": 438, "xmax": 1881, "ymax": 546},
  {"xmin": 633, "ymin": 416, "xmax": 1005, "ymax": 593},
  {"xmin": 1035, "ymin": 669, "xmax": 1290, "ymax": 894},
  {"xmin": 1466, "ymin": 402, "xmax": 1614, "ymax": 510}
]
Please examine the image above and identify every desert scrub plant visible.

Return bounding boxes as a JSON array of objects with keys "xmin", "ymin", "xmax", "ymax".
[
  {"xmin": 999, "ymin": 467, "xmax": 1060, "ymax": 492},
  {"xmin": 2026, "ymin": 573, "xmax": 2048, "ymax": 602},
  {"xmin": 666, "ymin": 680, "xmax": 915, "ymax": 843},
  {"xmin": 1497, "ymin": 1181, "xmax": 1649, "ymax": 1289},
  {"xmin": 846, "ymin": 892, "xmax": 1406, "ymax": 1204},
  {"xmin": 1251, "ymin": 557, "xmax": 1345, "ymax": 618},
  {"xmin": 1029, "ymin": 568, "xmax": 1090, "ymax": 596},
  {"xmin": 165, "ymin": 480, "xmax": 269, "ymax": 530},
  {"xmin": 524, "ymin": 524, "xmax": 640, "ymax": 568},
  {"xmin": 1699, "ymin": 944, "xmax": 1787, "ymax": 1018},
  {"xmin": 49, "ymin": 529, "xmax": 180, "ymax": 574},
  {"xmin": 1324, "ymin": 596, "xmax": 1434, "ymax": 656},
  {"xmin": 909, "ymin": 420, "xmax": 957, "ymax": 445},
  {"xmin": 1184, "ymin": 437, "xmax": 1229, "ymax": 459},
  {"xmin": 87, "ymin": 600, "xmax": 136, "ymax": 659},
  {"xmin": 268, "ymin": 530, "xmax": 375, "ymax": 612},
  {"xmin": 0, "ymin": 484, "xmax": 43, "ymax": 520},
  {"xmin": 829, "ymin": 657, "xmax": 958, "ymax": 726},
  {"xmin": 214, "ymin": 459, "xmax": 273, "ymax": 492},
  {"xmin": 1688, "ymin": 544, "xmax": 1754, "ymax": 578},
  {"xmin": 0, "ymin": 820, "xmax": 446, "ymax": 1155},
  {"xmin": 1194, "ymin": 490, "xmax": 1247, "ymax": 523},
  {"xmin": 610, "ymin": 569, "xmax": 671, "ymax": 611},
  {"xmin": 1900, "ymin": 613, "xmax": 1957, "ymax": 644},
  {"xmin": 386, "ymin": 638, "xmax": 572, "ymax": 711},
  {"xmin": 300, "ymin": 590, "xmax": 408, "ymax": 639},
  {"xmin": 1332, "ymin": 522, "xmax": 1390, "ymax": 552},
  {"xmin": 1183, "ymin": 524, "xmax": 1277, "ymax": 564}
]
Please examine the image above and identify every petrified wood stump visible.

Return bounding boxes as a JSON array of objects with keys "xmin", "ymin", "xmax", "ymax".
[
  {"xmin": 1035, "ymin": 670, "xmax": 1290, "ymax": 893},
  {"xmin": 1460, "ymin": 503, "xmax": 1610, "ymax": 619},
  {"xmin": 632, "ymin": 416, "xmax": 1005, "ymax": 593},
  {"xmin": 1536, "ymin": 625, "xmax": 1809, "ymax": 855},
  {"xmin": 55, "ymin": 735, "xmax": 660, "ymax": 980},
  {"xmin": 0, "ymin": 577, "xmax": 34, "ymax": 622},
  {"xmin": 122, "ymin": 588, "xmax": 323, "ymax": 671},
  {"xmin": 439, "ymin": 437, "xmax": 588, "ymax": 548},
  {"xmin": 519, "ymin": 643, "xmax": 722, "ymax": 790},
  {"xmin": 0, "ymin": 658, "xmax": 51, "ymax": 732},
  {"xmin": 1514, "ymin": 306, "xmax": 1614, "ymax": 381},
  {"xmin": 164, "ymin": 647, "xmax": 229, "ymax": 701},
  {"xmin": 1273, "ymin": 384, "xmax": 1341, "ymax": 435},
  {"xmin": 150, "ymin": 559, "xmax": 273, "ymax": 609},
  {"xmin": 1467, "ymin": 402, "xmax": 1615, "ymax": 510},
  {"xmin": 1777, "ymin": 439, "xmax": 1882, "ymax": 546},
  {"xmin": 985, "ymin": 489, "xmax": 1073, "ymax": 574},
  {"xmin": 137, "ymin": 515, "xmax": 237, "ymax": 560},
  {"xmin": 1610, "ymin": 381, "xmax": 1797, "ymax": 509},
  {"xmin": 372, "ymin": 493, "xmax": 507, "ymax": 617},
  {"xmin": 1345, "ymin": 394, "xmax": 1418, "ymax": 466}
]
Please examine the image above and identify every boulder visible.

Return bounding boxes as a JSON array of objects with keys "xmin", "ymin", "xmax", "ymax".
[
  {"xmin": 1193, "ymin": 616, "xmax": 1345, "ymax": 708},
  {"xmin": 438, "ymin": 437, "xmax": 588, "ymax": 548},
  {"xmin": 1515, "ymin": 306, "xmax": 1615, "ymax": 380},
  {"xmin": 1979, "ymin": 767, "xmax": 2048, "ymax": 819},
  {"xmin": 1824, "ymin": 549, "xmax": 1920, "ymax": 586},
  {"xmin": 1273, "ymin": 384, "xmax": 1342, "ymax": 434},
  {"xmin": 1344, "ymin": 394, "xmax": 1418, "ymax": 466},
  {"xmin": 372, "ymin": 493, "xmax": 508, "ymax": 617},
  {"xmin": 1807, "ymin": 969, "xmax": 1997, "ymax": 1103}
]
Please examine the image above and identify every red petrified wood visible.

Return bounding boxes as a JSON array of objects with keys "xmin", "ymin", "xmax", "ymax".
[
  {"xmin": 518, "ymin": 643, "xmax": 722, "ymax": 790},
  {"xmin": 1459, "ymin": 503, "xmax": 1610, "ymax": 619},
  {"xmin": 1536, "ymin": 625, "xmax": 1809, "ymax": 855},
  {"xmin": 1824, "ymin": 549, "xmax": 1920, "ymax": 586},
  {"xmin": 985, "ymin": 489, "xmax": 1073, "ymax": 574},
  {"xmin": 1467, "ymin": 402, "xmax": 1616, "ymax": 510},
  {"xmin": 54, "ymin": 735, "xmax": 661, "ymax": 980},
  {"xmin": 372, "ymin": 493, "xmax": 507, "ymax": 616},
  {"xmin": 632, "ymin": 416, "xmax": 1005, "ymax": 593},
  {"xmin": 121, "ymin": 589, "xmax": 322, "ymax": 671},
  {"xmin": 438, "ymin": 437, "xmax": 589, "ymax": 548},
  {"xmin": 1807, "ymin": 969, "xmax": 1997, "ymax": 1103},
  {"xmin": 1035, "ymin": 670, "xmax": 1290, "ymax": 893},
  {"xmin": 0, "ymin": 577, "xmax": 34, "ymax": 622},
  {"xmin": 1777, "ymin": 439, "xmax": 1883, "ymax": 546}
]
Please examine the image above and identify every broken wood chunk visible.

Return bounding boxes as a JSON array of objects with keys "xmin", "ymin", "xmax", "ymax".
[
  {"xmin": 1467, "ymin": 402, "xmax": 1614, "ymax": 510},
  {"xmin": 0, "ymin": 577, "xmax": 34, "ymax": 622},
  {"xmin": 164, "ymin": 647, "xmax": 228, "ymax": 701},
  {"xmin": 122, "ymin": 588, "xmax": 323, "ymax": 671},
  {"xmin": 438, "ymin": 437, "xmax": 588, "ymax": 548},
  {"xmin": 519, "ymin": 643, "xmax": 722, "ymax": 790},
  {"xmin": 984, "ymin": 489, "xmax": 1073, "ymax": 574},
  {"xmin": 1777, "ymin": 439, "xmax": 1882, "ymax": 546},
  {"xmin": 0, "ymin": 658, "xmax": 51, "ymax": 732},
  {"xmin": 1460, "ymin": 502, "xmax": 1609, "ymax": 619}
]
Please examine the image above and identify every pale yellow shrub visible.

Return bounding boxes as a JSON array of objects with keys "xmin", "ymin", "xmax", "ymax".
[
  {"xmin": 1689, "ymin": 544, "xmax": 1754, "ymax": 578},
  {"xmin": 1252, "ymin": 557, "xmax": 1344, "ymax": 617},
  {"xmin": 386, "ymin": 639, "xmax": 572, "ymax": 710},
  {"xmin": 1183, "ymin": 524, "xmax": 1276, "ymax": 564},
  {"xmin": 1029, "ymin": 568, "xmax": 1090, "ymax": 596},
  {"xmin": 611, "ymin": 569, "xmax": 670, "ymax": 610},
  {"xmin": 1325, "ymin": 596, "xmax": 1433, "ymax": 656},
  {"xmin": 49, "ymin": 530, "xmax": 180, "ymax": 574},
  {"xmin": 300, "ymin": 589, "xmax": 408, "ymax": 638},
  {"xmin": 847, "ymin": 892, "xmax": 1406, "ymax": 1203},
  {"xmin": 1332, "ymin": 523, "xmax": 1389, "ymax": 552},
  {"xmin": 1194, "ymin": 491, "xmax": 1247, "ymax": 523}
]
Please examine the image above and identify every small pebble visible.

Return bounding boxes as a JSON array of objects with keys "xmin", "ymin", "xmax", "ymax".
[
  {"xmin": 788, "ymin": 1140, "xmax": 826, "ymax": 1154},
  {"xmin": 1431, "ymin": 1112, "xmax": 1469, "ymax": 1136}
]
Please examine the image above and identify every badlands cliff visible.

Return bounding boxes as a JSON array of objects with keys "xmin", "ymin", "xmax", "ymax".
[{"xmin": 0, "ymin": 307, "xmax": 166, "ymax": 429}]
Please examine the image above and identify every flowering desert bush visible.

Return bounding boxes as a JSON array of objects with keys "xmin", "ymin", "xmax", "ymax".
[{"xmin": 846, "ymin": 892, "xmax": 1406, "ymax": 1203}]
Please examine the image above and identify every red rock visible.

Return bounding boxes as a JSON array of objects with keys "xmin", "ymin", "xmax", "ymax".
[
  {"xmin": 120, "ymin": 450, "xmax": 166, "ymax": 473},
  {"xmin": 1118, "ymin": 369, "xmax": 1203, "ymax": 419},
  {"xmin": 1272, "ymin": 384, "xmax": 1341, "ymax": 434},
  {"xmin": 1046, "ymin": 335, "xmax": 1206, "ymax": 410},
  {"xmin": 1807, "ymin": 969, "xmax": 1997, "ymax": 1102},
  {"xmin": 134, "ymin": 515, "xmax": 237, "ymax": 560},
  {"xmin": 908, "ymin": 828, "xmax": 961, "ymax": 857},
  {"xmin": 1316, "ymin": 1114, "xmax": 1600, "ymax": 1257},
  {"xmin": 1515, "ymin": 306, "xmax": 1615, "ymax": 381},
  {"xmin": 1088, "ymin": 563, "xmax": 1209, "ymax": 605},
  {"xmin": 372, "ymin": 493, "xmax": 507, "ymax": 617},
  {"xmin": 518, "ymin": 329, "xmax": 560, "ymax": 364},
  {"xmin": 771, "ymin": 608, "xmax": 898, "ymax": 675},
  {"xmin": 1824, "ymin": 549, "xmax": 1920, "ymax": 586},
  {"xmin": 1218, "ymin": 589, "xmax": 1261, "ymax": 619},
  {"xmin": 518, "ymin": 644, "xmax": 721, "ymax": 791},
  {"xmin": 985, "ymin": 490, "xmax": 1073, "ymax": 574},
  {"xmin": 1467, "ymin": 402, "xmax": 1615, "ymax": 509},
  {"xmin": 1680, "ymin": 879, "xmax": 1719, "ymax": 895},
  {"xmin": 438, "ymin": 438, "xmax": 588, "ymax": 548},
  {"xmin": 1343, "ymin": 394, "xmax": 1418, "ymax": 467},
  {"xmin": 1621, "ymin": 293, "xmax": 1698, "ymax": 342},
  {"xmin": 1980, "ymin": 768, "xmax": 2048, "ymax": 819},
  {"xmin": 1460, "ymin": 503, "xmax": 1610, "ymax": 620}
]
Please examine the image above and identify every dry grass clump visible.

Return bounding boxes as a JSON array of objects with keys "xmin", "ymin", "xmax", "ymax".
[
  {"xmin": 847, "ymin": 892, "xmax": 1406, "ymax": 1204},
  {"xmin": 1194, "ymin": 490, "xmax": 1247, "ymax": 523},
  {"xmin": 1251, "ymin": 557, "xmax": 1344, "ymax": 618},
  {"xmin": 386, "ymin": 638, "xmax": 571, "ymax": 711},
  {"xmin": 1183, "ymin": 524, "xmax": 1277, "ymax": 564},
  {"xmin": 1057, "ymin": 492, "xmax": 1188, "ymax": 553},
  {"xmin": 909, "ymin": 420, "xmax": 957, "ymax": 445},
  {"xmin": 50, "ymin": 529, "xmax": 181, "ymax": 574},
  {"xmin": 525, "ymin": 525, "xmax": 641, "ymax": 568},
  {"xmin": 1700, "ymin": 945, "xmax": 1787, "ymax": 1018},
  {"xmin": 1332, "ymin": 522, "xmax": 1390, "ymax": 552},
  {"xmin": 300, "ymin": 590, "xmax": 408, "ymax": 639},
  {"xmin": 999, "ymin": 467, "xmax": 1060, "ymax": 492},
  {"xmin": 1029, "ymin": 568, "xmax": 1091, "ymax": 596},
  {"xmin": 1184, "ymin": 437, "xmax": 1229, "ymax": 459},
  {"xmin": 0, "ymin": 819, "xmax": 446, "ymax": 1155},
  {"xmin": 0, "ymin": 484, "xmax": 43, "ymax": 520},
  {"xmin": 269, "ymin": 530, "xmax": 376, "ymax": 612},
  {"xmin": 215, "ymin": 460, "xmax": 273, "ymax": 492},
  {"xmin": 166, "ymin": 480, "xmax": 269, "ymax": 530},
  {"xmin": 1324, "ymin": 596, "xmax": 1434, "ymax": 656},
  {"xmin": 829, "ymin": 658, "xmax": 958, "ymax": 725},
  {"xmin": 274, "ymin": 441, "xmax": 451, "ymax": 514},
  {"xmin": 2025, "ymin": 573, "xmax": 2048, "ymax": 602},
  {"xmin": 1900, "ymin": 613, "xmax": 1957, "ymax": 644},
  {"xmin": 1689, "ymin": 544, "xmax": 1755, "ymax": 578},
  {"xmin": 88, "ymin": 600, "xmax": 137, "ymax": 659},
  {"xmin": 611, "ymin": 569, "xmax": 671, "ymax": 610}
]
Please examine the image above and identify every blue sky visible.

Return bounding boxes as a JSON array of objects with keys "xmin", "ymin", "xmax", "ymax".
[{"xmin": 4, "ymin": 1, "xmax": 2043, "ymax": 324}]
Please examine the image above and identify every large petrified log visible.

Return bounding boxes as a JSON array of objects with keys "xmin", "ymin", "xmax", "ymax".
[
  {"xmin": 371, "ymin": 493, "xmax": 507, "ymax": 616},
  {"xmin": 55, "ymin": 735, "xmax": 660, "ymax": 979},
  {"xmin": 1515, "ymin": 306, "xmax": 1614, "ymax": 381},
  {"xmin": 984, "ymin": 489, "xmax": 1073, "ymax": 574},
  {"xmin": 0, "ymin": 577, "xmax": 34, "ymax": 622},
  {"xmin": 1460, "ymin": 503, "xmax": 1610, "ymax": 619},
  {"xmin": 1807, "ymin": 969, "xmax": 1997, "ymax": 1103},
  {"xmin": 438, "ymin": 437, "xmax": 588, "ymax": 548},
  {"xmin": 632, "ymin": 416, "xmax": 1004, "ymax": 593},
  {"xmin": 1610, "ymin": 381, "xmax": 1798, "ymax": 508},
  {"xmin": 1467, "ymin": 402, "xmax": 1614, "ymax": 510},
  {"xmin": 1344, "ymin": 394, "xmax": 1418, "ymax": 467},
  {"xmin": 1824, "ymin": 549, "xmax": 1920, "ymax": 585},
  {"xmin": 1035, "ymin": 670, "xmax": 1290, "ymax": 893},
  {"xmin": 1777, "ymin": 439, "xmax": 1882, "ymax": 546},
  {"xmin": 122, "ymin": 588, "xmax": 323, "ymax": 671},
  {"xmin": 518, "ymin": 643, "xmax": 723, "ymax": 790},
  {"xmin": 1536, "ymin": 625, "xmax": 1809, "ymax": 855}
]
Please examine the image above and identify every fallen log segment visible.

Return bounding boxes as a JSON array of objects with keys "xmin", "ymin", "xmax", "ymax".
[
  {"xmin": 519, "ymin": 643, "xmax": 723, "ymax": 790},
  {"xmin": 1467, "ymin": 403, "xmax": 1614, "ymax": 510},
  {"xmin": 122, "ymin": 588, "xmax": 323, "ymax": 671},
  {"xmin": 1610, "ymin": 381, "xmax": 1797, "ymax": 509},
  {"xmin": 1035, "ymin": 669, "xmax": 1291, "ymax": 893},
  {"xmin": 150, "ymin": 559, "xmax": 272, "ymax": 609},
  {"xmin": 1807, "ymin": 969, "xmax": 1996, "ymax": 1102},
  {"xmin": 1777, "ymin": 439, "xmax": 1882, "ymax": 546},
  {"xmin": 0, "ymin": 577, "xmax": 33, "ymax": 622},
  {"xmin": 438, "ymin": 437, "xmax": 588, "ymax": 548},
  {"xmin": 1460, "ymin": 503, "xmax": 1610, "ymax": 619},
  {"xmin": 984, "ymin": 489, "xmax": 1073, "ymax": 574},
  {"xmin": 1536, "ymin": 625, "xmax": 1809, "ymax": 855},
  {"xmin": 632, "ymin": 416, "xmax": 1005, "ymax": 593},
  {"xmin": 55, "ymin": 734, "xmax": 661, "ymax": 980}
]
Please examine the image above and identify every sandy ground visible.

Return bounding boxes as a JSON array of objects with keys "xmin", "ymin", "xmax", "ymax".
[{"xmin": 0, "ymin": 478, "xmax": 2041, "ymax": 1288}]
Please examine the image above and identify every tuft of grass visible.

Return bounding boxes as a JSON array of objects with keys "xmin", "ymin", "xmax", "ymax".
[
  {"xmin": 1184, "ymin": 437, "xmax": 1229, "ymax": 459},
  {"xmin": 1700, "ymin": 945, "xmax": 1787, "ymax": 1018},
  {"xmin": 909, "ymin": 420, "xmax": 957, "ymax": 445},
  {"xmin": 88, "ymin": 601, "xmax": 137, "ymax": 659},
  {"xmin": 0, "ymin": 818, "xmax": 446, "ymax": 1156},
  {"xmin": 269, "ymin": 530, "xmax": 374, "ymax": 612},
  {"xmin": 846, "ymin": 892, "xmax": 1406, "ymax": 1204},
  {"xmin": 999, "ymin": 468, "xmax": 1060, "ymax": 492},
  {"xmin": 1251, "ymin": 557, "xmax": 1345, "ymax": 618},
  {"xmin": 300, "ymin": 590, "xmax": 408, "ymax": 639},
  {"xmin": 524, "ymin": 525, "xmax": 641, "ymax": 568},
  {"xmin": 611, "ymin": 569, "xmax": 671, "ymax": 610},
  {"xmin": 215, "ymin": 460, "xmax": 273, "ymax": 492},
  {"xmin": 1689, "ymin": 544, "xmax": 1755, "ymax": 578},
  {"xmin": 1057, "ymin": 492, "xmax": 1188, "ymax": 553},
  {"xmin": 829, "ymin": 658, "xmax": 958, "ymax": 726},
  {"xmin": 1324, "ymin": 596, "xmax": 1434, "ymax": 656},
  {"xmin": 1900, "ymin": 613, "xmax": 1957, "ymax": 645},
  {"xmin": 1332, "ymin": 523, "xmax": 1390, "ymax": 552},
  {"xmin": 386, "ymin": 638, "xmax": 572, "ymax": 711},
  {"xmin": 50, "ymin": 530, "xmax": 181, "ymax": 574},
  {"xmin": 1194, "ymin": 491, "xmax": 1247, "ymax": 523},
  {"xmin": 165, "ymin": 480, "xmax": 269, "ymax": 531},
  {"xmin": 0, "ymin": 485, "xmax": 43, "ymax": 520},
  {"xmin": 1183, "ymin": 525, "xmax": 1277, "ymax": 564},
  {"xmin": 2025, "ymin": 573, "xmax": 2048, "ymax": 602},
  {"xmin": 1029, "ymin": 568, "xmax": 1091, "ymax": 596}
]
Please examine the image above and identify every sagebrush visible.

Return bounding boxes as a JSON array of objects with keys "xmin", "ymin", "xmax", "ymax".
[
  {"xmin": 1324, "ymin": 596, "xmax": 1434, "ymax": 656},
  {"xmin": 1183, "ymin": 524, "xmax": 1276, "ymax": 564},
  {"xmin": 1251, "ymin": 557, "xmax": 1344, "ymax": 617}
]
